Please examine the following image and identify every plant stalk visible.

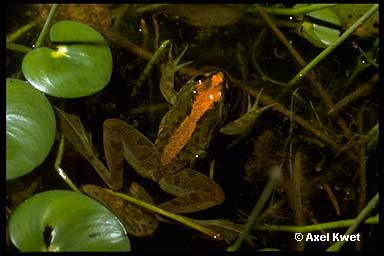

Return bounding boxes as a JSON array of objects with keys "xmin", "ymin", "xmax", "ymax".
[
  {"xmin": 35, "ymin": 4, "xmax": 59, "ymax": 48},
  {"xmin": 252, "ymin": 4, "xmax": 339, "ymax": 16}
]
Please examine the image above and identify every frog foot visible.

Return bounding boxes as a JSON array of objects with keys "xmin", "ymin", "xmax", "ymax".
[
  {"xmin": 219, "ymin": 88, "xmax": 275, "ymax": 135},
  {"xmin": 160, "ymin": 45, "xmax": 193, "ymax": 105},
  {"xmin": 163, "ymin": 44, "xmax": 193, "ymax": 73},
  {"xmin": 157, "ymin": 168, "xmax": 225, "ymax": 214}
]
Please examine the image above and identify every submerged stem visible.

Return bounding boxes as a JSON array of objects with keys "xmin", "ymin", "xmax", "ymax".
[
  {"xmin": 7, "ymin": 17, "xmax": 41, "ymax": 43},
  {"xmin": 130, "ymin": 40, "xmax": 171, "ymax": 97},
  {"xmin": 6, "ymin": 42, "xmax": 32, "ymax": 54},
  {"xmin": 254, "ymin": 215, "xmax": 378, "ymax": 232},
  {"xmin": 54, "ymin": 135, "xmax": 80, "ymax": 192},
  {"xmin": 35, "ymin": 4, "xmax": 58, "ymax": 48},
  {"xmin": 327, "ymin": 193, "xmax": 379, "ymax": 251},
  {"xmin": 227, "ymin": 166, "xmax": 282, "ymax": 251},
  {"xmin": 251, "ymin": 4, "xmax": 338, "ymax": 16}
]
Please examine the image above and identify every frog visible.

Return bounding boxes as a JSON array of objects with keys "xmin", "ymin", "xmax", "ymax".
[
  {"xmin": 83, "ymin": 46, "xmax": 272, "ymax": 237},
  {"xmin": 101, "ymin": 69, "xmax": 227, "ymax": 214}
]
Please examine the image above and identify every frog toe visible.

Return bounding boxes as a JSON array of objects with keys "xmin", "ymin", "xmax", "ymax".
[
  {"xmin": 166, "ymin": 45, "xmax": 193, "ymax": 72},
  {"xmin": 174, "ymin": 45, "xmax": 189, "ymax": 65}
]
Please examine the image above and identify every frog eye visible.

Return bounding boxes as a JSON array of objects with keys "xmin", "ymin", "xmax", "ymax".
[{"xmin": 193, "ymin": 74, "xmax": 207, "ymax": 84}]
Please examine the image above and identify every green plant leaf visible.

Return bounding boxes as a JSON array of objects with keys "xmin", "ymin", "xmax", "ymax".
[
  {"xmin": 293, "ymin": 4, "xmax": 341, "ymax": 48},
  {"xmin": 304, "ymin": 6, "xmax": 341, "ymax": 26},
  {"xmin": 331, "ymin": 4, "xmax": 378, "ymax": 38},
  {"xmin": 312, "ymin": 24, "xmax": 340, "ymax": 46},
  {"xmin": 22, "ymin": 20, "xmax": 113, "ymax": 98},
  {"xmin": 305, "ymin": 6, "xmax": 341, "ymax": 47},
  {"xmin": 9, "ymin": 190, "xmax": 131, "ymax": 252},
  {"xmin": 6, "ymin": 78, "xmax": 56, "ymax": 180}
]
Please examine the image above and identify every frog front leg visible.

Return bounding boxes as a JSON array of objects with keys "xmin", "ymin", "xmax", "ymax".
[
  {"xmin": 219, "ymin": 90, "xmax": 275, "ymax": 135},
  {"xmin": 160, "ymin": 44, "xmax": 193, "ymax": 105},
  {"xmin": 157, "ymin": 168, "xmax": 225, "ymax": 214}
]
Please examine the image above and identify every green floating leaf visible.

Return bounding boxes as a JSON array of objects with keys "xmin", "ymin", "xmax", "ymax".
[
  {"xmin": 9, "ymin": 190, "xmax": 131, "ymax": 252},
  {"xmin": 305, "ymin": 6, "xmax": 341, "ymax": 26},
  {"xmin": 294, "ymin": 4, "xmax": 341, "ymax": 48},
  {"xmin": 331, "ymin": 4, "xmax": 378, "ymax": 38},
  {"xmin": 312, "ymin": 23, "xmax": 340, "ymax": 47},
  {"xmin": 306, "ymin": 7, "xmax": 341, "ymax": 47},
  {"xmin": 22, "ymin": 20, "xmax": 113, "ymax": 98},
  {"xmin": 6, "ymin": 78, "xmax": 56, "ymax": 180}
]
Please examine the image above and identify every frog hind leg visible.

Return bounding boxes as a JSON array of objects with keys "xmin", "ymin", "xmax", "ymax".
[
  {"xmin": 158, "ymin": 168, "xmax": 225, "ymax": 214},
  {"xmin": 103, "ymin": 118, "xmax": 156, "ymax": 182},
  {"xmin": 83, "ymin": 182, "xmax": 158, "ymax": 238}
]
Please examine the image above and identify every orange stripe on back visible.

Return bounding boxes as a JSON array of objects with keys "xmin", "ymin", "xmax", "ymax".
[{"xmin": 160, "ymin": 72, "xmax": 224, "ymax": 165}]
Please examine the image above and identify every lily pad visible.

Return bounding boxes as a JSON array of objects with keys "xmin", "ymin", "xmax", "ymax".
[
  {"xmin": 22, "ymin": 20, "xmax": 112, "ymax": 98},
  {"xmin": 331, "ymin": 4, "xmax": 379, "ymax": 38},
  {"xmin": 305, "ymin": 6, "xmax": 341, "ymax": 47},
  {"xmin": 6, "ymin": 78, "xmax": 56, "ymax": 180},
  {"xmin": 9, "ymin": 190, "xmax": 131, "ymax": 252},
  {"xmin": 294, "ymin": 4, "xmax": 341, "ymax": 48}
]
